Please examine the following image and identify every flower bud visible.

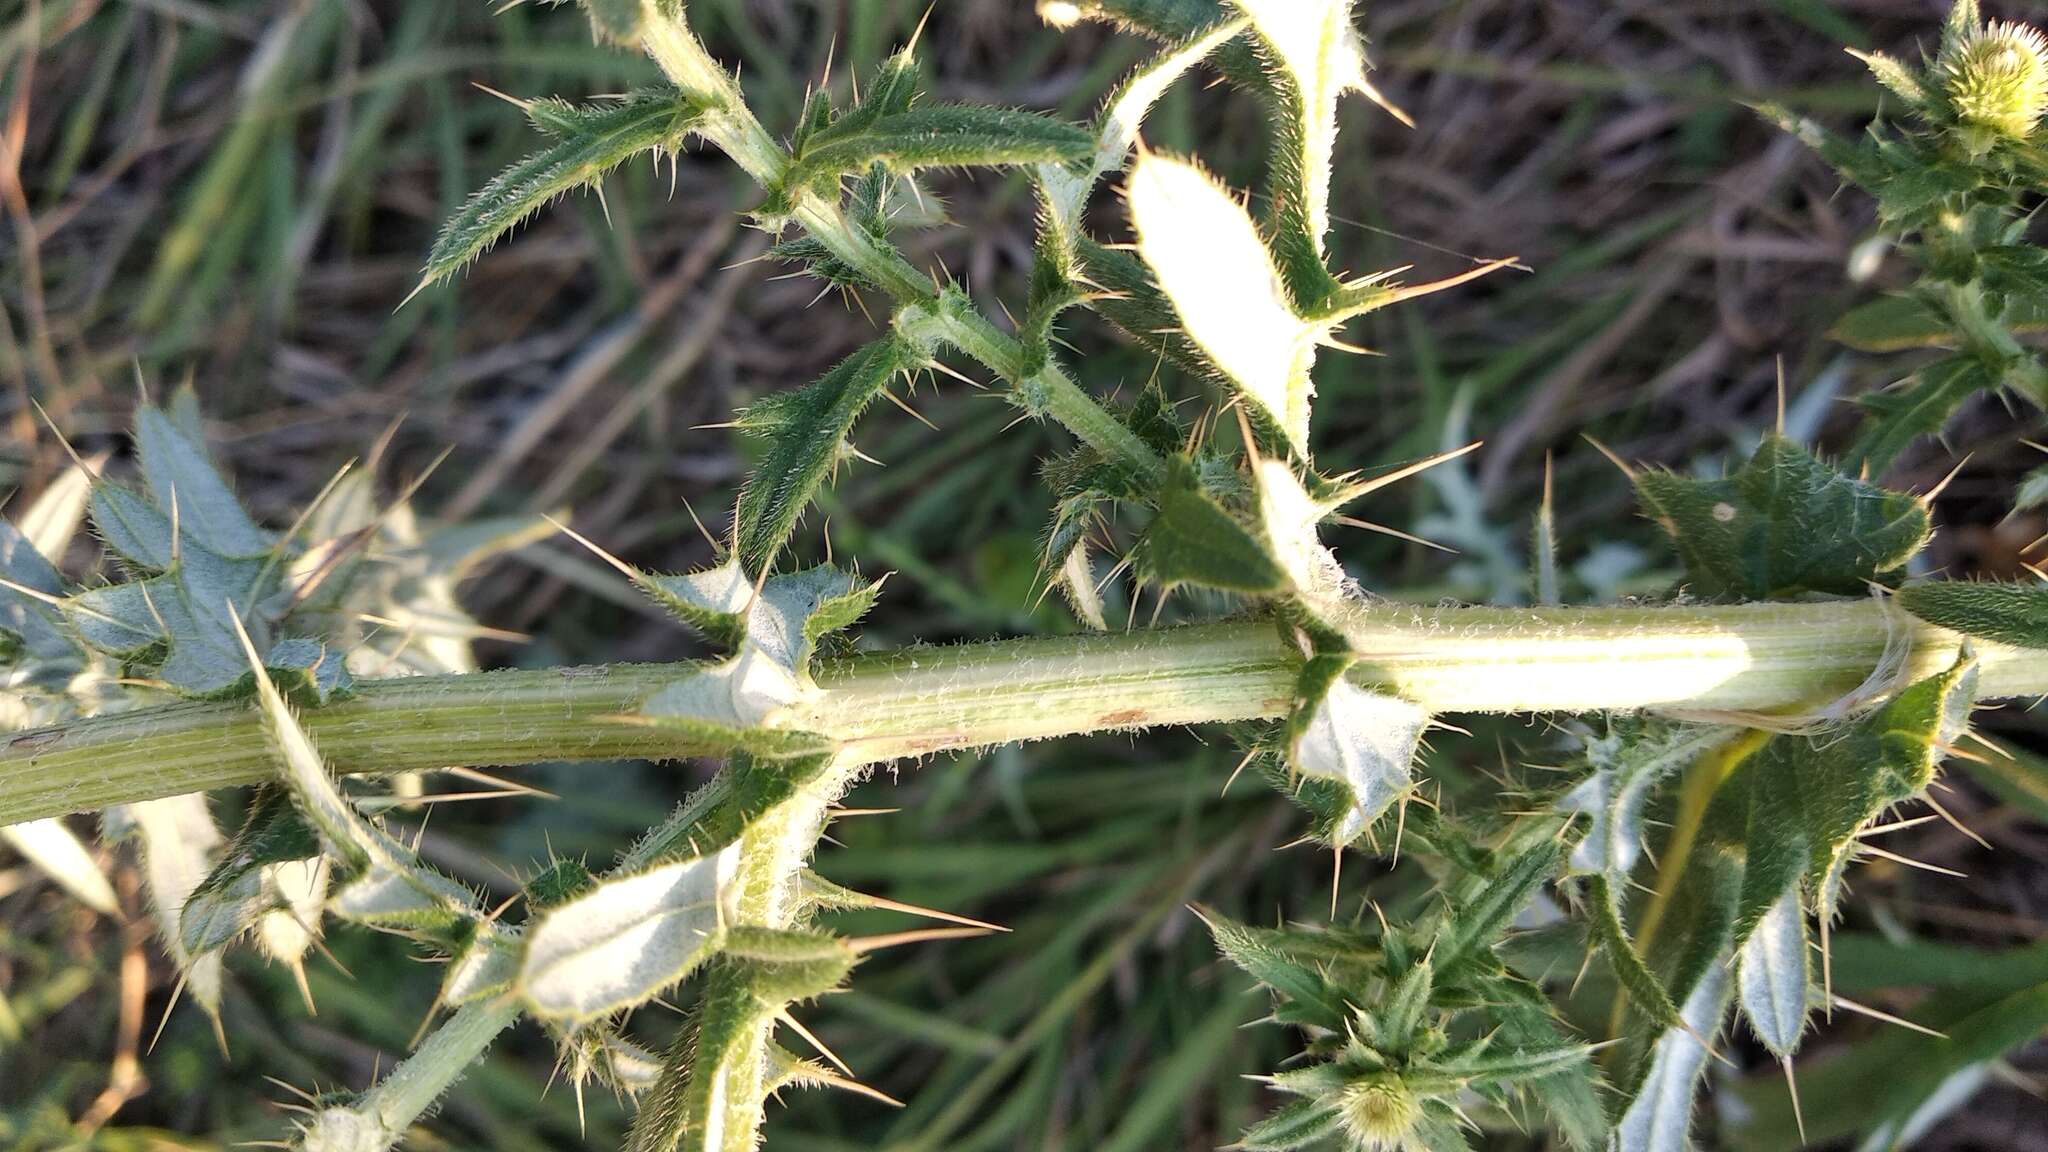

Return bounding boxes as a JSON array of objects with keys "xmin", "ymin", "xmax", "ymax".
[
  {"xmin": 1938, "ymin": 20, "xmax": 2048, "ymax": 144},
  {"xmin": 1338, "ymin": 1074, "xmax": 1423, "ymax": 1150}
]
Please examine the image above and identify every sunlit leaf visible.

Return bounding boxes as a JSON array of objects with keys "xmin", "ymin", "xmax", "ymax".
[
  {"xmin": 423, "ymin": 89, "xmax": 704, "ymax": 286},
  {"xmin": 1635, "ymin": 435, "xmax": 1929, "ymax": 599}
]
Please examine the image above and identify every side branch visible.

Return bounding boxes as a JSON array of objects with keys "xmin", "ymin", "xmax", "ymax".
[{"xmin": 3, "ymin": 601, "xmax": 2043, "ymax": 824}]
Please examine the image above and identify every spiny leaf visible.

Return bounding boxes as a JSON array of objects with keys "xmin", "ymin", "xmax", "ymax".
[
  {"xmin": 516, "ymin": 843, "xmax": 743, "ymax": 1022},
  {"xmin": 634, "ymin": 561, "xmax": 877, "ymax": 754},
  {"xmin": 734, "ymin": 337, "xmax": 918, "ymax": 573},
  {"xmin": 112, "ymin": 795, "xmax": 226, "ymax": 1034},
  {"xmin": 1127, "ymin": 150, "xmax": 1317, "ymax": 454},
  {"xmin": 720, "ymin": 926, "xmax": 860, "ymax": 1003},
  {"xmin": 0, "ymin": 818, "xmax": 117, "ymax": 915},
  {"xmin": 1201, "ymin": 909, "xmax": 1357, "ymax": 1032},
  {"xmin": 1558, "ymin": 721, "xmax": 1732, "ymax": 881},
  {"xmin": 180, "ymin": 786, "xmax": 322, "ymax": 956},
  {"xmin": 423, "ymin": 88, "xmax": 704, "ymax": 287},
  {"xmin": 1038, "ymin": 15, "xmax": 1249, "ymax": 233},
  {"xmin": 1739, "ymin": 651, "xmax": 1977, "ymax": 926},
  {"xmin": 1236, "ymin": 1099, "xmax": 1343, "ymax": 1150},
  {"xmin": 1430, "ymin": 837, "xmax": 1563, "ymax": 973},
  {"xmin": 1635, "ymin": 434, "xmax": 1930, "ymax": 600},
  {"xmin": 1230, "ymin": 0, "xmax": 1399, "ymax": 307},
  {"xmin": 638, "ymin": 561, "xmax": 880, "ymax": 679},
  {"xmin": 0, "ymin": 519, "xmax": 79, "ymax": 663},
  {"xmin": 1040, "ymin": 0, "xmax": 1235, "ymax": 39},
  {"xmin": 786, "ymin": 104, "xmax": 1092, "ymax": 192},
  {"xmin": 1254, "ymin": 457, "xmax": 1346, "ymax": 601},
  {"xmin": 1850, "ymin": 47, "xmax": 1939, "ymax": 109},
  {"xmin": 1072, "ymin": 236, "xmax": 1216, "ymax": 380},
  {"xmin": 1898, "ymin": 580, "xmax": 2048, "ymax": 648},
  {"xmin": 135, "ymin": 399, "xmax": 271, "ymax": 558},
  {"xmin": 1136, "ymin": 455, "xmax": 1285, "ymax": 593},
  {"xmin": 1614, "ymin": 964, "xmax": 1730, "ymax": 1152},
  {"xmin": 1587, "ymin": 875, "xmax": 1688, "ymax": 1037},
  {"xmin": 1848, "ymin": 355, "xmax": 1995, "ymax": 473},
  {"xmin": 233, "ymin": 612, "xmax": 483, "ymax": 944},
  {"xmin": 1284, "ymin": 652, "xmax": 1426, "ymax": 846},
  {"xmin": 1734, "ymin": 886, "xmax": 1809, "ymax": 1058}
]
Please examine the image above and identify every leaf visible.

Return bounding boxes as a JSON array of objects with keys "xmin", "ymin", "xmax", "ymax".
[
  {"xmin": 1848, "ymin": 48, "xmax": 1938, "ymax": 109},
  {"xmin": 1072, "ymin": 236, "xmax": 1217, "ymax": 380},
  {"xmin": 1829, "ymin": 294, "xmax": 1952, "ymax": 352},
  {"xmin": 117, "ymin": 795, "xmax": 226, "ymax": 1031},
  {"xmin": 1136, "ymin": 455, "xmax": 1285, "ymax": 593},
  {"xmin": 1614, "ymin": 964, "xmax": 1730, "ymax": 1152},
  {"xmin": 1042, "ymin": 0, "xmax": 1236, "ymax": 39},
  {"xmin": 262, "ymin": 637, "xmax": 354, "ymax": 706},
  {"xmin": 1127, "ymin": 151, "xmax": 1317, "ymax": 453},
  {"xmin": 517, "ymin": 843, "xmax": 744, "ymax": 1022},
  {"xmin": 1236, "ymin": 1100, "xmax": 1344, "ymax": 1151},
  {"xmin": 424, "ymin": 89, "xmax": 704, "ymax": 286},
  {"xmin": 0, "ymin": 519, "xmax": 79, "ymax": 663},
  {"xmin": 1898, "ymin": 580, "xmax": 2048, "ymax": 648},
  {"xmin": 1284, "ymin": 653, "xmax": 1426, "ymax": 846},
  {"xmin": 88, "ymin": 480, "xmax": 175, "ymax": 570},
  {"xmin": 1835, "ymin": 285, "xmax": 2048, "ymax": 352},
  {"xmin": 1558, "ymin": 722, "xmax": 1732, "ymax": 882},
  {"xmin": 1430, "ymin": 838, "xmax": 1565, "ymax": 973},
  {"xmin": 231, "ymin": 613, "xmax": 483, "ymax": 945},
  {"xmin": 1848, "ymin": 355, "xmax": 1993, "ymax": 473},
  {"xmin": 1734, "ymin": 886, "xmax": 1809, "ymax": 1057},
  {"xmin": 179, "ymin": 787, "xmax": 323, "ymax": 956},
  {"xmin": 1635, "ymin": 434, "xmax": 1930, "ymax": 599},
  {"xmin": 786, "ymin": 104, "xmax": 1091, "ymax": 191},
  {"xmin": 1254, "ymin": 457, "xmax": 1345, "ymax": 601},
  {"xmin": 0, "ymin": 819, "xmax": 118, "ymax": 915},
  {"xmin": 1724, "ymin": 651, "xmax": 1977, "ymax": 927},
  {"xmin": 1229, "ymin": 0, "xmax": 1399, "ymax": 306},
  {"xmin": 67, "ymin": 549, "xmax": 280, "ymax": 698},
  {"xmin": 135, "ymin": 399, "xmax": 272, "ymax": 558},
  {"xmin": 1728, "ymin": 939, "xmax": 2048, "ymax": 1150},
  {"xmin": 634, "ymin": 561, "xmax": 879, "ymax": 741},
  {"xmin": 734, "ymin": 337, "xmax": 916, "ymax": 572},
  {"xmin": 440, "ymin": 930, "xmax": 520, "ymax": 1008},
  {"xmin": 1038, "ymin": 16, "xmax": 1249, "ymax": 232},
  {"xmin": 1201, "ymin": 909, "xmax": 1358, "ymax": 1031},
  {"xmin": 1587, "ymin": 875, "xmax": 1687, "ymax": 1037}
]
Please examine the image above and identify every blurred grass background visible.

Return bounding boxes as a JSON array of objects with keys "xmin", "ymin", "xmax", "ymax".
[{"xmin": 3, "ymin": 0, "xmax": 2048, "ymax": 1148}]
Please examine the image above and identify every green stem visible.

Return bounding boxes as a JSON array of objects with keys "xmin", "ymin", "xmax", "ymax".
[
  {"xmin": 298, "ymin": 996, "xmax": 522, "ymax": 1152},
  {"xmin": 637, "ymin": 7, "xmax": 1167, "ymax": 483},
  {"xmin": 5, "ymin": 599, "xmax": 2043, "ymax": 825}
]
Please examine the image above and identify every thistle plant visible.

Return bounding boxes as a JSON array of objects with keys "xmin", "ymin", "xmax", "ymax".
[
  {"xmin": 1773, "ymin": 0, "xmax": 2048, "ymax": 470},
  {"xmin": 9, "ymin": 2, "xmax": 2048, "ymax": 1151}
]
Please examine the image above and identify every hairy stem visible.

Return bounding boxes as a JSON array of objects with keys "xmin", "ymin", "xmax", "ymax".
[
  {"xmin": 5, "ymin": 599, "xmax": 2043, "ymax": 824},
  {"xmin": 301, "ymin": 996, "xmax": 522, "ymax": 1152},
  {"xmin": 637, "ymin": 7, "xmax": 1167, "ymax": 482}
]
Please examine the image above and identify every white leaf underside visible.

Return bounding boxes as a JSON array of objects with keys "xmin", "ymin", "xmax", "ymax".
[
  {"xmin": 518, "ymin": 842, "xmax": 744, "ymax": 1021},
  {"xmin": 1039, "ymin": 16, "xmax": 1248, "ymax": 232},
  {"xmin": 1230, "ymin": 0, "xmax": 1375, "ymax": 249},
  {"xmin": 1736, "ymin": 886, "xmax": 1809, "ymax": 1057},
  {"xmin": 1290, "ymin": 677, "xmax": 1426, "ymax": 843},
  {"xmin": 1617, "ymin": 963, "xmax": 1730, "ymax": 1152},
  {"xmin": 1, "ymin": 818, "xmax": 118, "ymax": 915},
  {"xmin": 1128, "ymin": 152, "xmax": 1317, "ymax": 452}
]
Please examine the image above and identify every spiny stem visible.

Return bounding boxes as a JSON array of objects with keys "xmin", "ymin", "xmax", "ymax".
[
  {"xmin": 637, "ymin": 8, "xmax": 1167, "ymax": 483},
  {"xmin": 5, "ymin": 600, "xmax": 2045, "ymax": 825},
  {"xmin": 299, "ymin": 996, "xmax": 522, "ymax": 1152}
]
